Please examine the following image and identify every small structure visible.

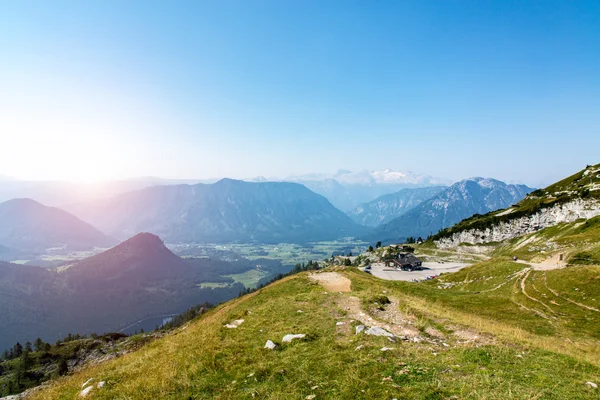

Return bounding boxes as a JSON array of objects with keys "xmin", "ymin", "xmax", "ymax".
[{"xmin": 385, "ymin": 253, "xmax": 423, "ymax": 271}]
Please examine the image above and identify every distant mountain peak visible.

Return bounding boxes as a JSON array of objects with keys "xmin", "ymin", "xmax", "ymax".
[{"xmin": 366, "ymin": 178, "xmax": 534, "ymax": 243}]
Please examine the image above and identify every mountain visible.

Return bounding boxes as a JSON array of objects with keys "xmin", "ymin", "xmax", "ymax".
[
  {"xmin": 0, "ymin": 244, "xmax": 23, "ymax": 261},
  {"xmin": 348, "ymin": 186, "xmax": 447, "ymax": 227},
  {"xmin": 433, "ymin": 163, "xmax": 600, "ymax": 247},
  {"xmin": 367, "ymin": 178, "xmax": 534, "ymax": 243},
  {"xmin": 68, "ymin": 179, "xmax": 366, "ymax": 243},
  {"xmin": 0, "ymin": 233, "xmax": 274, "ymax": 350},
  {"xmin": 0, "ymin": 198, "xmax": 118, "ymax": 252},
  {"xmin": 285, "ymin": 169, "xmax": 449, "ymax": 211}
]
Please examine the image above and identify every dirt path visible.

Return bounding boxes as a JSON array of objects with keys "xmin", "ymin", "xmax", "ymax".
[
  {"xmin": 516, "ymin": 257, "xmax": 563, "ymax": 271},
  {"xmin": 519, "ymin": 269, "xmax": 556, "ymax": 315},
  {"xmin": 541, "ymin": 273, "xmax": 600, "ymax": 313},
  {"xmin": 309, "ymin": 272, "xmax": 352, "ymax": 292}
]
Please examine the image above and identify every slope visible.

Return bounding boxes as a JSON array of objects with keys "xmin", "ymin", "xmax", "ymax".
[
  {"xmin": 26, "ymin": 263, "xmax": 600, "ymax": 399},
  {"xmin": 0, "ymin": 198, "xmax": 118, "ymax": 252}
]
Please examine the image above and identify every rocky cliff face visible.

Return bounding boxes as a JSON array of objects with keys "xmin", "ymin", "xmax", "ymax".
[{"xmin": 435, "ymin": 199, "xmax": 600, "ymax": 248}]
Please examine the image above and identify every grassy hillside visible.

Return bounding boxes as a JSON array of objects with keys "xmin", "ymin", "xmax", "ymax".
[
  {"xmin": 26, "ymin": 262, "xmax": 600, "ymax": 399},
  {"xmin": 433, "ymin": 163, "xmax": 600, "ymax": 240}
]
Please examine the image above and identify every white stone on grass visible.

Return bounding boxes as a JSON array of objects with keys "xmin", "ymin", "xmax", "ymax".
[
  {"xmin": 80, "ymin": 386, "xmax": 93, "ymax": 397},
  {"xmin": 224, "ymin": 319, "xmax": 245, "ymax": 329},
  {"xmin": 586, "ymin": 382, "xmax": 598, "ymax": 389},
  {"xmin": 355, "ymin": 325, "xmax": 365, "ymax": 334},
  {"xmin": 282, "ymin": 334, "xmax": 306, "ymax": 343},
  {"xmin": 264, "ymin": 340, "xmax": 277, "ymax": 350}
]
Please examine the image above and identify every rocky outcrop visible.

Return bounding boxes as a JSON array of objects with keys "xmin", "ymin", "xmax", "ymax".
[{"xmin": 436, "ymin": 199, "xmax": 600, "ymax": 248}]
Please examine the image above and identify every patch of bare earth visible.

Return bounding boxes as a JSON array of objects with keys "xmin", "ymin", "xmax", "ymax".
[{"xmin": 309, "ymin": 271, "xmax": 352, "ymax": 292}]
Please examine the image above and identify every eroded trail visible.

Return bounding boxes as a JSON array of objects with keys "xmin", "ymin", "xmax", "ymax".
[{"xmin": 309, "ymin": 271, "xmax": 352, "ymax": 292}]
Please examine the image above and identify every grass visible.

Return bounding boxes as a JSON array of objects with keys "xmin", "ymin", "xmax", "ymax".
[{"xmin": 27, "ymin": 265, "xmax": 600, "ymax": 399}]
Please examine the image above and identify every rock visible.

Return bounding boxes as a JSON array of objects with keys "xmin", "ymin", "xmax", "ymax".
[
  {"xmin": 264, "ymin": 340, "xmax": 277, "ymax": 350},
  {"xmin": 355, "ymin": 345, "xmax": 364, "ymax": 351},
  {"xmin": 365, "ymin": 326, "xmax": 394, "ymax": 338},
  {"xmin": 82, "ymin": 378, "xmax": 94, "ymax": 388},
  {"xmin": 297, "ymin": 310, "xmax": 303, "ymax": 313},
  {"xmin": 355, "ymin": 325, "xmax": 366, "ymax": 334},
  {"xmin": 306, "ymin": 395, "xmax": 316, "ymax": 400},
  {"xmin": 97, "ymin": 381, "xmax": 105, "ymax": 388},
  {"xmin": 380, "ymin": 347, "xmax": 394, "ymax": 352},
  {"xmin": 336, "ymin": 321, "xmax": 345, "ymax": 326},
  {"xmin": 80, "ymin": 386, "xmax": 93, "ymax": 397},
  {"xmin": 436, "ymin": 199, "xmax": 600, "ymax": 247},
  {"xmin": 224, "ymin": 319, "xmax": 245, "ymax": 329},
  {"xmin": 282, "ymin": 334, "xmax": 306, "ymax": 343},
  {"xmin": 586, "ymin": 382, "xmax": 598, "ymax": 389}
]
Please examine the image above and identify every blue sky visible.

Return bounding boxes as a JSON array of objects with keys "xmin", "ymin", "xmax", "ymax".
[{"xmin": 0, "ymin": 1, "xmax": 598, "ymax": 186}]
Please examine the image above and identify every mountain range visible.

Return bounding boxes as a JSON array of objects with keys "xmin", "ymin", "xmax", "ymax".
[
  {"xmin": 367, "ymin": 178, "xmax": 534, "ymax": 243},
  {"xmin": 0, "ymin": 198, "xmax": 118, "ymax": 253},
  {"xmin": 347, "ymin": 186, "xmax": 447, "ymax": 227},
  {"xmin": 67, "ymin": 179, "xmax": 366, "ymax": 244},
  {"xmin": 285, "ymin": 169, "xmax": 449, "ymax": 211}
]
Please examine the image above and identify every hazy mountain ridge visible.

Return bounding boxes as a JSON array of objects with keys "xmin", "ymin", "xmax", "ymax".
[
  {"xmin": 286, "ymin": 169, "xmax": 449, "ymax": 211},
  {"xmin": 347, "ymin": 186, "xmax": 447, "ymax": 227},
  {"xmin": 68, "ymin": 179, "xmax": 366, "ymax": 243},
  {"xmin": 0, "ymin": 198, "xmax": 118, "ymax": 253},
  {"xmin": 367, "ymin": 178, "xmax": 534, "ymax": 243}
]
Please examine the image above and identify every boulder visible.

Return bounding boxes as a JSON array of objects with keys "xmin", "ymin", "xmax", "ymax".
[{"xmin": 355, "ymin": 325, "xmax": 366, "ymax": 334}]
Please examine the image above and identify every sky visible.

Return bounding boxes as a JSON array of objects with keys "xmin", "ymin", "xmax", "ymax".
[{"xmin": 0, "ymin": 1, "xmax": 599, "ymax": 187}]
